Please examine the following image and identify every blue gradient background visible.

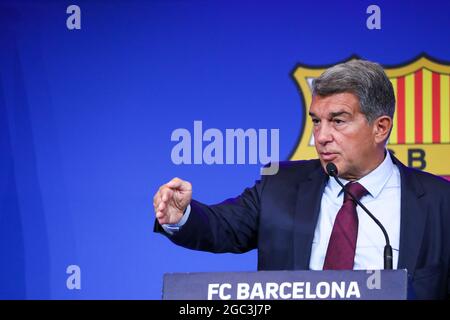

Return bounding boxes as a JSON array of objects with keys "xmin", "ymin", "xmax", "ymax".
[{"xmin": 0, "ymin": 0, "xmax": 449, "ymax": 299}]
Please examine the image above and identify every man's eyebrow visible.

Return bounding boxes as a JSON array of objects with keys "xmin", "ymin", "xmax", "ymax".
[
  {"xmin": 330, "ymin": 111, "xmax": 351, "ymax": 117},
  {"xmin": 308, "ymin": 111, "xmax": 351, "ymax": 118}
]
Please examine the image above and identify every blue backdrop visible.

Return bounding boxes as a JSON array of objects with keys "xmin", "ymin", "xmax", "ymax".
[{"xmin": 0, "ymin": 0, "xmax": 449, "ymax": 299}]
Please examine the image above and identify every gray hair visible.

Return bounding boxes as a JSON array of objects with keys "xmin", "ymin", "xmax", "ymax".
[{"xmin": 312, "ymin": 60, "xmax": 395, "ymax": 123}]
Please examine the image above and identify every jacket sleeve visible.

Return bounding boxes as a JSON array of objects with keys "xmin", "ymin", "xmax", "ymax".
[{"xmin": 154, "ymin": 177, "xmax": 266, "ymax": 254}]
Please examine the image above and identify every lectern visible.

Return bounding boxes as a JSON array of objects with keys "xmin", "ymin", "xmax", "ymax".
[{"xmin": 163, "ymin": 269, "xmax": 408, "ymax": 300}]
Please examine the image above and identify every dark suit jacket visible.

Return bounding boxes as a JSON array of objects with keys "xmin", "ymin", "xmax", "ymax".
[{"xmin": 155, "ymin": 155, "xmax": 450, "ymax": 299}]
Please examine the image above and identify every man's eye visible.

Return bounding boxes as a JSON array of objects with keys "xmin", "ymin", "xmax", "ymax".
[
  {"xmin": 311, "ymin": 118, "xmax": 320, "ymax": 125},
  {"xmin": 333, "ymin": 119, "xmax": 344, "ymax": 124}
]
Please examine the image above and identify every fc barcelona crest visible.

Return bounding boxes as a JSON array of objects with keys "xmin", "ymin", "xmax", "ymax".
[{"xmin": 290, "ymin": 55, "xmax": 450, "ymax": 179}]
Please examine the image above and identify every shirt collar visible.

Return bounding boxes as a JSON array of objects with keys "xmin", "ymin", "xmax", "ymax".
[{"xmin": 328, "ymin": 150, "xmax": 394, "ymax": 199}]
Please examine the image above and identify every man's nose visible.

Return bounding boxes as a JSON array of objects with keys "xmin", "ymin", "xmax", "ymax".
[{"xmin": 315, "ymin": 123, "xmax": 333, "ymax": 145}]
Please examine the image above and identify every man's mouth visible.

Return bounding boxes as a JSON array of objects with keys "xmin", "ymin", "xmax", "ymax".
[{"xmin": 320, "ymin": 152, "xmax": 339, "ymax": 161}]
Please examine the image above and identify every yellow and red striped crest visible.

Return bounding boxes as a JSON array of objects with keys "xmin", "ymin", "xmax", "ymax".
[{"xmin": 290, "ymin": 56, "xmax": 450, "ymax": 179}]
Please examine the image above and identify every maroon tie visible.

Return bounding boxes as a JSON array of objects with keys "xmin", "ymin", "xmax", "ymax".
[{"xmin": 323, "ymin": 182, "xmax": 368, "ymax": 270}]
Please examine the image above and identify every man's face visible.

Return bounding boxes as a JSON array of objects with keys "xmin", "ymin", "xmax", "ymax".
[{"xmin": 309, "ymin": 92, "xmax": 383, "ymax": 180}]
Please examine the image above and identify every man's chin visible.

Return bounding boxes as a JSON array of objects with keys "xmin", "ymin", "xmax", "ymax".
[
  {"xmin": 319, "ymin": 158, "xmax": 334, "ymax": 171},
  {"xmin": 319, "ymin": 158, "xmax": 343, "ymax": 175}
]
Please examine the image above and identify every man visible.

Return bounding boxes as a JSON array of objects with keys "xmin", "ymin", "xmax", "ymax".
[{"xmin": 153, "ymin": 60, "xmax": 450, "ymax": 299}]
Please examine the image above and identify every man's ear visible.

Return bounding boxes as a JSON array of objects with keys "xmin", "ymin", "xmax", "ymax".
[{"xmin": 373, "ymin": 116, "xmax": 392, "ymax": 144}]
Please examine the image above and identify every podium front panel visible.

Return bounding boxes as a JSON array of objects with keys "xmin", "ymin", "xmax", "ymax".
[{"xmin": 163, "ymin": 269, "xmax": 408, "ymax": 300}]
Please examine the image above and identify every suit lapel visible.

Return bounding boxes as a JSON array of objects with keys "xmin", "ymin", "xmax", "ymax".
[
  {"xmin": 393, "ymin": 156, "xmax": 427, "ymax": 273},
  {"xmin": 293, "ymin": 164, "xmax": 328, "ymax": 269}
]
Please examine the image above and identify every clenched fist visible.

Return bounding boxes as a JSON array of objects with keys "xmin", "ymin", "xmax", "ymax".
[{"xmin": 153, "ymin": 177, "xmax": 192, "ymax": 225}]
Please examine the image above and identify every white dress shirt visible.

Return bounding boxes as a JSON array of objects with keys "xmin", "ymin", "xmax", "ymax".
[{"xmin": 309, "ymin": 151, "xmax": 401, "ymax": 270}]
